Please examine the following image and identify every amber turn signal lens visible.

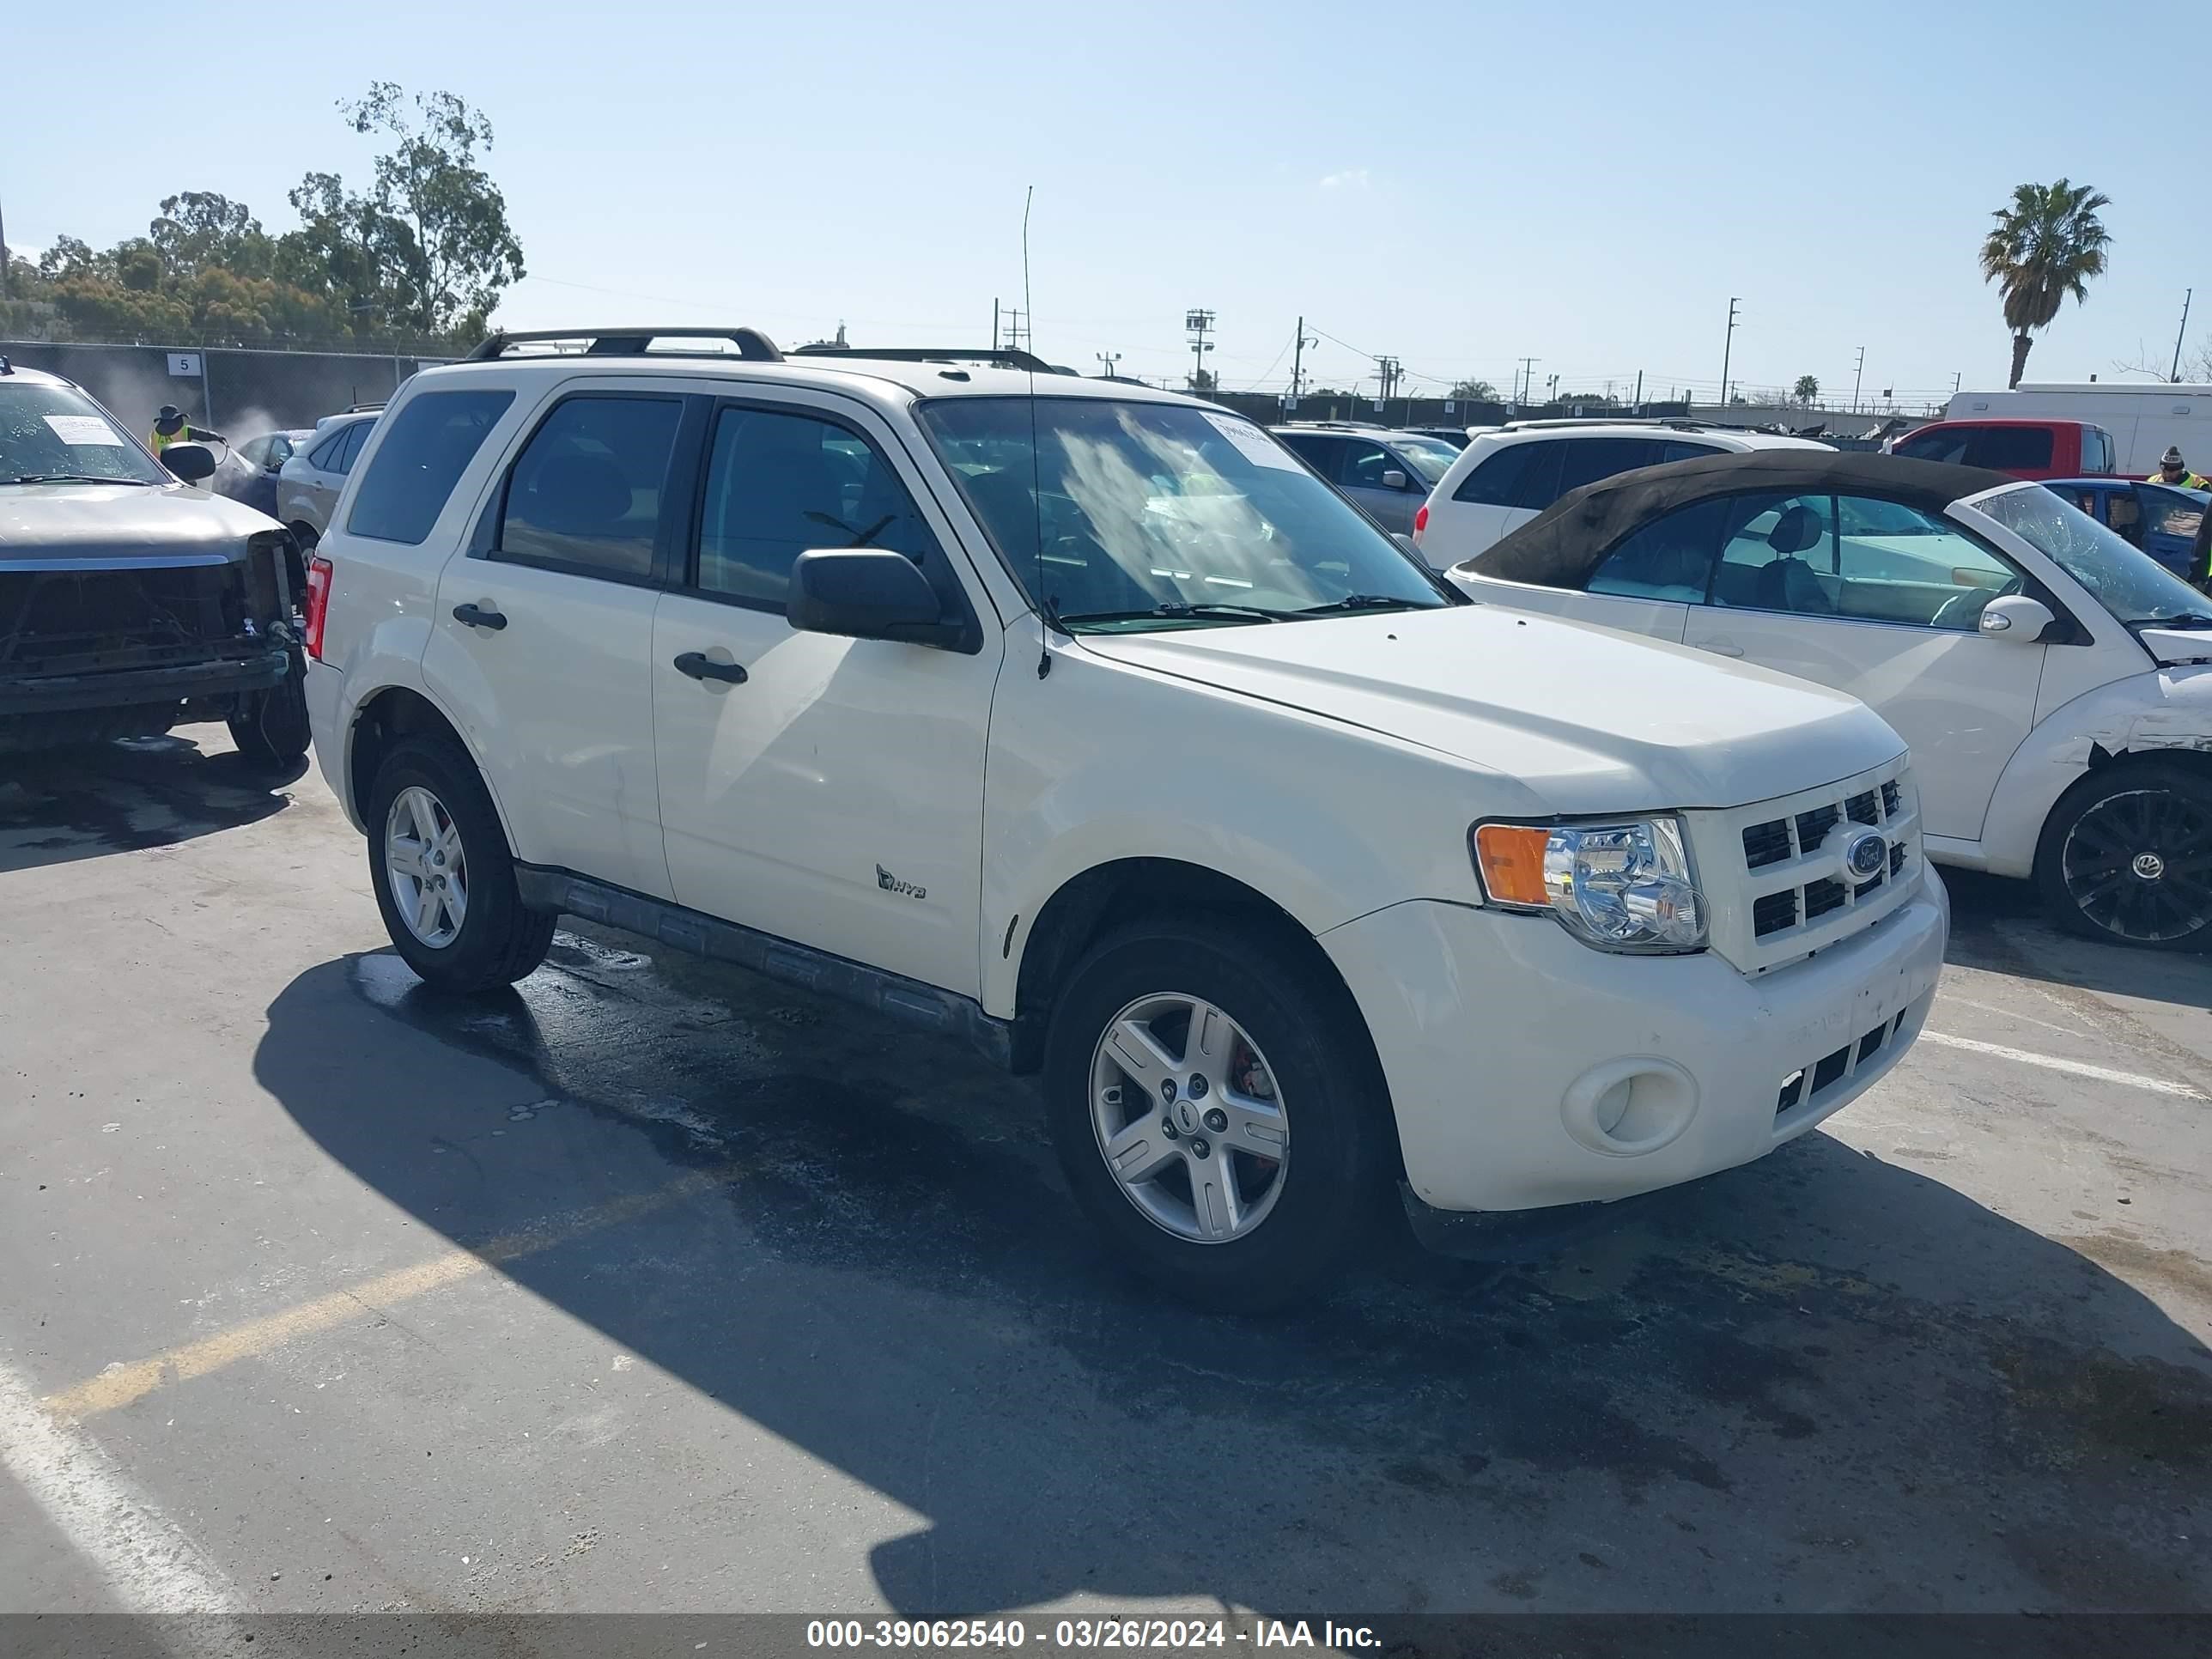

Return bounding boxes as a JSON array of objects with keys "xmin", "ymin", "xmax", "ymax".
[{"xmin": 1473, "ymin": 823, "xmax": 1552, "ymax": 907}]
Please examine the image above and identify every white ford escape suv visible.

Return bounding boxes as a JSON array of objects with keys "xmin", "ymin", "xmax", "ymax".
[{"xmin": 303, "ymin": 328, "xmax": 1947, "ymax": 1310}]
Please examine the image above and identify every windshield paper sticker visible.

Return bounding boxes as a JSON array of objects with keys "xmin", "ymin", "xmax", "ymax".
[
  {"xmin": 1202, "ymin": 412, "xmax": 1301, "ymax": 471},
  {"xmin": 43, "ymin": 415, "xmax": 126, "ymax": 447}
]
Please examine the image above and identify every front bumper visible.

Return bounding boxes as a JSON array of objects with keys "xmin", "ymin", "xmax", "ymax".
[
  {"xmin": 1319, "ymin": 864, "xmax": 1948, "ymax": 1212},
  {"xmin": 0, "ymin": 647, "xmax": 290, "ymax": 717}
]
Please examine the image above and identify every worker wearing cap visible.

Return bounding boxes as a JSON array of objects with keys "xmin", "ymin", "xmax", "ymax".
[
  {"xmin": 2148, "ymin": 447, "xmax": 2211, "ymax": 490},
  {"xmin": 149, "ymin": 405, "xmax": 224, "ymax": 454}
]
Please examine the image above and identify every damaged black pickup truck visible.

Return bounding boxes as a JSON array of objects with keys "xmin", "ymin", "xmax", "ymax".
[{"xmin": 2, "ymin": 363, "xmax": 309, "ymax": 764}]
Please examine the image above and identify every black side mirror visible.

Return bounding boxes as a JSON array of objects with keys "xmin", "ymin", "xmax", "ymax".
[
  {"xmin": 161, "ymin": 443, "xmax": 217, "ymax": 484},
  {"xmin": 787, "ymin": 548, "xmax": 973, "ymax": 651}
]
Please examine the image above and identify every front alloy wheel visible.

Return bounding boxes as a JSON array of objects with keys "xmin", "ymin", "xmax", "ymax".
[
  {"xmin": 2058, "ymin": 787, "xmax": 2212, "ymax": 945},
  {"xmin": 1090, "ymin": 993, "xmax": 1290, "ymax": 1243},
  {"xmin": 385, "ymin": 784, "xmax": 469, "ymax": 948}
]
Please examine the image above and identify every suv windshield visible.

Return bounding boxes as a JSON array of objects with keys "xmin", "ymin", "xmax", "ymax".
[
  {"xmin": 1972, "ymin": 482, "xmax": 2208, "ymax": 626},
  {"xmin": 0, "ymin": 381, "xmax": 169, "ymax": 485},
  {"xmin": 918, "ymin": 398, "xmax": 1449, "ymax": 630}
]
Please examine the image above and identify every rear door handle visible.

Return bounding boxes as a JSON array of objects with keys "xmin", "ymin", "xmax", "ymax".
[
  {"xmin": 452, "ymin": 603, "xmax": 507, "ymax": 631},
  {"xmin": 674, "ymin": 651, "xmax": 748, "ymax": 684},
  {"xmin": 1701, "ymin": 637, "xmax": 1745, "ymax": 658}
]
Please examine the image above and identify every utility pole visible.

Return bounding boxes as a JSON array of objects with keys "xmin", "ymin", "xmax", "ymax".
[
  {"xmin": 1953, "ymin": 372, "xmax": 1962, "ymax": 396},
  {"xmin": 1185, "ymin": 309, "xmax": 1216, "ymax": 393},
  {"xmin": 2172, "ymin": 289, "xmax": 2194, "ymax": 382},
  {"xmin": 0, "ymin": 193, "xmax": 9, "ymax": 301},
  {"xmin": 1095, "ymin": 350, "xmax": 1121, "ymax": 380},
  {"xmin": 1852, "ymin": 345, "xmax": 1866, "ymax": 414},
  {"xmin": 1632, "ymin": 369, "xmax": 1643, "ymax": 411},
  {"xmin": 1516, "ymin": 356, "xmax": 1537, "ymax": 405},
  {"xmin": 1289, "ymin": 315, "xmax": 1318, "ymax": 401},
  {"xmin": 993, "ymin": 299, "xmax": 1000, "ymax": 352},
  {"xmin": 1375, "ymin": 356, "xmax": 1402, "ymax": 410},
  {"xmin": 1720, "ymin": 297, "xmax": 1741, "ymax": 409}
]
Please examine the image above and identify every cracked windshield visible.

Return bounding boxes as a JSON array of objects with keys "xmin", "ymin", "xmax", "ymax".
[{"xmin": 920, "ymin": 398, "xmax": 1449, "ymax": 629}]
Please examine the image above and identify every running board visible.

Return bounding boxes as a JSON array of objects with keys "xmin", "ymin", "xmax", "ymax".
[{"xmin": 514, "ymin": 866, "xmax": 1014, "ymax": 1069}]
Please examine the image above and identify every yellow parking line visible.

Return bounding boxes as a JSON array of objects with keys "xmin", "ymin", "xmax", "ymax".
[{"xmin": 43, "ymin": 1164, "xmax": 746, "ymax": 1420}]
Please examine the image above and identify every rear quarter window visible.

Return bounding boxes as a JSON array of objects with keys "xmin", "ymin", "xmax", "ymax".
[
  {"xmin": 346, "ymin": 390, "xmax": 517, "ymax": 545},
  {"xmin": 1962, "ymin": 427, "xmax": 2054, "ymax": 471},
  {"xmin": 1452, "ymin": 441, "xmax": 1553, "ymax": 507}
]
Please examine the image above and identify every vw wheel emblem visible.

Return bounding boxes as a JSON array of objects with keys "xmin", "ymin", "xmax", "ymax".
[{"xmin": 1844, "ymin": 830, "xmax": 1888, "ymax": 881}]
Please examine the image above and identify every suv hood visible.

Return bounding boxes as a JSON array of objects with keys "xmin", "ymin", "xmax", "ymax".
[
  {"xmin": 0, "ymin": 482, "xmax": 280, "ymax": 567},
  {"xmin": 1076, "ymin": 606, "xmax": 1905, "ymax": 814}
]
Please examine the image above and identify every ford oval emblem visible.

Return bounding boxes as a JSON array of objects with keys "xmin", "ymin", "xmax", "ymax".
[{"xmin": 1844, "ymin": 829, "xmax": 1887, "ymax": 881}]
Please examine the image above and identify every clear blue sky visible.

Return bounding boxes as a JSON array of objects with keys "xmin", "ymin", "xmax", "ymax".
[{"xmin": 5, "ymin": 0, "xmax": 2203, "ymax": 404}]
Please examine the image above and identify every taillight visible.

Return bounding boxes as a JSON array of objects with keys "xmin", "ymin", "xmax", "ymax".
[
  {"xmin": 1413, "ymin": 502, "xmax": 1429, "ymax": 541},
  {"xmin": 303, "ymin": 555, "xmax": 333, "ymax": 660}
]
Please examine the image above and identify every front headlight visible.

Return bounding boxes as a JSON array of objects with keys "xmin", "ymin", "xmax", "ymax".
[{"xmin": 1471, "ymin": 817, "xmax": 1707, "ymax": 953}]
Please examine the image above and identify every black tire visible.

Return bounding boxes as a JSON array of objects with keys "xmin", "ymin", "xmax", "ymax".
[
  {"xmin": 2035, "ymin": 762, "xmax": 2212, "ymax": 950},
  {"xmin": 1042, "ymin": 915, "xmax": 1393, "ymax": 1312},
  {"xmin": 365, "ymin": 736, "xmax": 556, "ymax": 993},
  {"xmin": 228, "ymin": 647, "xmax": 312, "ymax": 768}
]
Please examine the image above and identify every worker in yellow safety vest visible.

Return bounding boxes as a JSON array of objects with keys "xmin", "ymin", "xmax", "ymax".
[
  {"xmin": 2149, "ymin": 446, "xmax": 2212, "ymax": 490},
  {"xmin": 150, "ymin": 404, "xmax": 225, "ymax": 454}
]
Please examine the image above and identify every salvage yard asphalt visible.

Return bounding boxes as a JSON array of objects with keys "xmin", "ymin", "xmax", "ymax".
[{"xmin": 1, "ymin": 728, "xmax": 2207, "ymax": 1621}]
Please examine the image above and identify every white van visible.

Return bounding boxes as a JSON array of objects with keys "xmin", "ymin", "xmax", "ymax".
[{"xmin": 1946, "ymin": 383, "xmax": 2212, "ymax": 476}]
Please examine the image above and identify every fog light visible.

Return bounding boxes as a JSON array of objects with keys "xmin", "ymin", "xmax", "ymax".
[{"xmin": 1561, "ymin": 1058, "xmax": 1698, "ymax": 1156}]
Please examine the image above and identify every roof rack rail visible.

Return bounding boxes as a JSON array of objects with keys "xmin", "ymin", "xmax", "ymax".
[
  {"xmin": 465, "ymin": 327, "xmax": 784, "ymax": 362},
  {"xmin": 789, "ymin": 344, "xmax": 1059, "ymax": 374},
  {"xmin": 1500, "ymin": 416, "xmax": 1711, "ymax": 432}
]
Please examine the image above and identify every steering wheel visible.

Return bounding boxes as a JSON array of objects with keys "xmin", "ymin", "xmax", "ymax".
[{"xmin": 1931, "ymin": 574, "xmax": 2021, "ymax": 632}]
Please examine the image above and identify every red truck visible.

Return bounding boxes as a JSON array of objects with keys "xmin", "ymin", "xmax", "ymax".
[{"xmin": 1887, "ymin": 417, "xmax": 2118, "ymax": 481}]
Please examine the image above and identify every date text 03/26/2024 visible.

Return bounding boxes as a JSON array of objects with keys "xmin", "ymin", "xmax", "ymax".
[{"xmin": 805, "ymin": 1620, "xmax": 1382, "ymax": 1650}]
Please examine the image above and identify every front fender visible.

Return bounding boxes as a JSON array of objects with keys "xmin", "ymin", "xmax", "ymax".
[
  {"xmin": 1978, "ymin": 663, "xmax": 2212, "ymax": 876},
  {"xmin": 978, "ymin": 641, "xmax": 1538, "ymax": 1019}
]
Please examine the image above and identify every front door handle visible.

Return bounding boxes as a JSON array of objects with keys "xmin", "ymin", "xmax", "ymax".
[
  {"xmin": 1701, "ymin": 637, "xmax": 1746, "ymax": 658},
  {"xmin": 453, "ymin": 603, "xmax": 507, "ymax": 631},
  {"xmin": 674, "ymin": 651, "xmax": 748, "ymax": 684}
]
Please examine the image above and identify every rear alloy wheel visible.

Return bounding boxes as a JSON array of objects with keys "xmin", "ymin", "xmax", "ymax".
[
  {"xmin": 2039, "ymin": 764, "xmax": 2212, "ymax": 949},
  {"xmin": 1043, "ymin": 918, "xmax": 1390, "ymax": 1311},
  {"xmin": 366, "ymin": 737, "xmax": 556, "ymax": 992}
]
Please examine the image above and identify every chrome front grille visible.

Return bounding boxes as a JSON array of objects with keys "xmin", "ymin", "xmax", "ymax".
[{"xmin": 1689, "ymin": 757, "xmax": 1922, "ymax": 974}]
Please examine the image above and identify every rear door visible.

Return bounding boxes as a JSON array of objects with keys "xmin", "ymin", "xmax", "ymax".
[
  {"xmin": 422, "ymin": 385, "xmax": 690, "ymax": 898},
  {"xmin": 1680, "ymin": 491, "xmax": 2045, "ymax": 842}
]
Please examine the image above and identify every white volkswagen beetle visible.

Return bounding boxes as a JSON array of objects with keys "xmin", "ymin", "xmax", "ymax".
[{"xmin": 1449, "ymin": 448, "xmax": 2212, "ymax": 950}]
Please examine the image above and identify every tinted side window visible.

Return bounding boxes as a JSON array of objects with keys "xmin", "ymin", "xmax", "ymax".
[
  {"xmin": 334, "ymin": 421, "xmax": 372, "ymax": 475},
  {"xmin": 1340, "ymin": 442, "xmax": 1393, "ymax": 489},
  {"xmin": 308, "ymin": 430, "xmax": 347, "ymax": 470},
  {"xmin": 2089, "ymin": 428, "xmax": 2115, "ymax": 472},
  {"xmin": 495, "ymin": 396, "xmax": 683, "ymax": 580},
  {"xmin": 694, "ymin": 406, "xmax": 942, "ymax": 607},
  {"xmin": 1277, "ymin": 434, "xmax": 1339, "ymax": 479},
  {"xmin": 348, "ymin": 390, "xmax": 514, "ymax": 545},
  {"xmin": 1588, "ymin": 498, "xmax": 1729, "ymax": 600},
  {"xmin": 1964, "ymin": 427, "xmax": 2053, "ymax": 471},
  {"xmin": 1659, "ymin": 440, "xmax": 1724, "ymax": 465},
  {"xmin": 1452, "ymin": 441, "xmax": 1543, "ymax": 507},
  {"xmin": 1557, "ymin": 437, "xmax": 1668, "ymax": 495},
  {"xmin": 1894, "ymin": 428, "xmax": 1970, "ymax": 465}
]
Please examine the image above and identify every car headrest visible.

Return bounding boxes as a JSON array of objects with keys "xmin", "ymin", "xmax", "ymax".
[{"xmin": 1767, "ymin": 502, "xmax": 1823, "ymax": 556}]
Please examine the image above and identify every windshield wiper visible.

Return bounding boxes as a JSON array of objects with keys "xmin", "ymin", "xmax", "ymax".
[
  {"xmin": 9, "ymin": 473, "xmax": 155, "ymax": 486},
  {"xmin": 1295, "ymin": 593, "xmax": 1428, "ymax": 616},
  {"xmin": 2131, "ymin": 612, "xmax": 2212, "ymax": 629},
  {"xmin": 1056, "ymin": 601, "xmax": 1291, "ymax": 626}
]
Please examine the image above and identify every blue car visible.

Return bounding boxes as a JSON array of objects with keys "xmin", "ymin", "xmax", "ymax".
[{"xmin": 2044, "ymin": 477, "xmax": 2209, "ymax": 576}]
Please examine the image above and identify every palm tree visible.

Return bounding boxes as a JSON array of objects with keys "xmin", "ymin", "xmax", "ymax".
[
  {"xmin": 1980, "ymin": 179, "xmax": 2111, "ymax": 388},
  {"xmin": 1793, "ymin": 374, "xmax": 1820, "ymax": 408}
]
